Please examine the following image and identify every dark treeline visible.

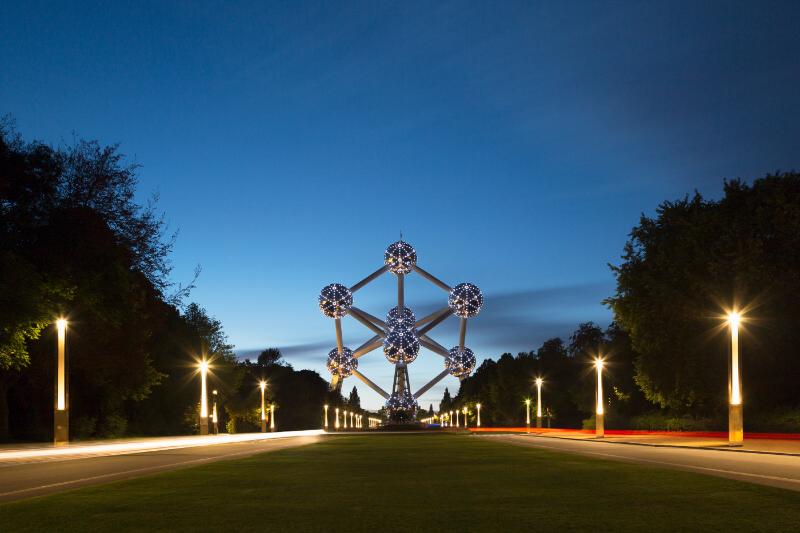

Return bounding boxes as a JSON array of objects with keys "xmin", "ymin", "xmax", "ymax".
[
  {"xmin": 0, "ymin": 121, "xmax": 340, "ymax": 441},
  {"xmin": 453, "ymin": 174, "xmax": 800, "ymax": 431}
]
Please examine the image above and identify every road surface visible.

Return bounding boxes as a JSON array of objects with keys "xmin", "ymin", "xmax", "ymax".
[
  {"xmin": 0, "ymin": 432, "xmax": 322, "ymax": 503},
  {"xmin": 480, "ymin": 433, "xmax": 800, "ymax": 491}
]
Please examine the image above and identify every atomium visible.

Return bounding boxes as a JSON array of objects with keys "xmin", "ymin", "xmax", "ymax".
[
  {"xmin": 383, "ymin": 327, "xmax": 420, "ymax": 364},
  {"xmin": 319, "ymin": 283, "xmax": 353, "ymax": 318},
  {"xmin": 326, "ymin": 347, "xmax": 357, "ymax": 378},
  {"xmin": 320, "ymin": 240, "xmax": 483, "ymax": 423},
  {"xmin": 448, "ymin": 282, "xmax": 483, "ymax": 318},
  {"xmin": 445, "ymin": 347, "xmax": 477, "ymax": 378},
  {"xmin": 384, "ymin": 240, "xmax": 417, "ymax": 275}
]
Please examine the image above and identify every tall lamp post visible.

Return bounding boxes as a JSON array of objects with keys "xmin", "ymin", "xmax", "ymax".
[
  {"xmin": 335, "ymin": 407, "xmax": 340, "ymax": 430},
  {"xmin": 462, "ymin": 407, "xmax": 468, "ymax": 428},
  {"xmin": 270, "ymin": 404, "xmax": 275, "ymax": 431},
  {"xmin": 455, "ymin": 409, "xmax": 460, "ymax": 428},
  {"xmin": 199, "ymin": 360, "xmax": 209, "ymax": 435},
  {"xmin": 212, "ymin": 389, "xmax": 219, "ymax": 435},
  {"xmin": 476, "ymin": 403, "xmax": 482, "ymax": 427},
  {"xmin": 324, "ymin": 404, "xmax": 329, "ymax": 430},
  {"xmin": 595, "ymin": 358, "xmax": 604, "ymax": 438},
  {"xmin": 535, "ymin": 378, "xmax": 543, "ymax": 429},
  {"xmin": 259, "ymin": 381, "xmax": 267, "ymax": 433},
  {"xmin": 54, "ymin": 318, "xmax": 69, "ymax": 446},
  {"xmin": 525, "ymin": 398, "xmax": 531, "ymax": 433},
  {"xmin": 728, "ymin": 312, "xmax": 743, "ymax": 446}
]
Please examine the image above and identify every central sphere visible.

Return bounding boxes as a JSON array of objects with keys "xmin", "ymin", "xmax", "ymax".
[
  {"xmin": 386, "ymin": 306, "xmax": 416, "ymax": 330},
  {"xmin": 318, "ymin": 283, "xmax": 353, "ymax": 318},
  {"xmin": 384, "ymin": 240, "xmax": 417, "ymax": 275},
  {"xmin": 448, "ymin": 282, "xmax": 483, "ymax": 318},
  {"xmin": 385, "ymin": 390, "xmax": 418, "ymax": 413},
  {"xmin": 326, "ymin": 347, "xmax": 357, "ymax": 378},
  {"xmin": 445, "ymin": 346, "xmax": 477, "ymax": 378},
  {"xmin": 383, "ymin": 327, "xmax": 420, "ymax": 364}
]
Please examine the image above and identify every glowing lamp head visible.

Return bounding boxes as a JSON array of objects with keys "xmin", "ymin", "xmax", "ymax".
[
  {"xmin": 728, "ymin": 311, "xmax": 741, "ymax": 327},
  {"xmin": 259, "ymin": 380, "xmax": 266, "ymax": 392},
  {"xmin": 535, "ymin": 377, "xmax": 543, "ymax": 387},
  {"xmin": 199, "ymin": 360, "xmax": 209, "ymax": 373},
  {"xmin": 213, "ymin": 389, "xmax": 218, "ymax": 396},
  {"xmin": 525, "ymin": 398, "xmax": 531, "ymax": 406},
  {"xmin": 56, "ymin": 318, "xmax": 68, "ymax": 331},
  {"xmin": 476, "ymin": 403, "xmax": 481, "ymax": 409},
  {"xmin": 594, "ymin": 358, "xmax": 604, "ymax": 370}
]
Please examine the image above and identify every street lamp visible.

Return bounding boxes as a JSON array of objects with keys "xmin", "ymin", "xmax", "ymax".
[
  {"xmin": 350, "ymin": 411, "xmax": 354, "ymax": 428},
  {"xmin": 270, "ymin": 404, "xmax": 275, "ymax": 431},
  {"xmin": 54, "ymin": 318, "xmax": 69, "ymax": 446},
  {"xmin": 199, "ymin": 360, "xmax": 209, "ymax": 435},
  {"xmin": 728, "ymin": 311, "xmax": 743, "ymax": 446},
  {"xmin": 535, "ymin": 378, "xmax": 543, "ymax": 429},
  {"xmin": 476, "ymin": 403, "xmax": 482, "ymax": 427},
  {"xmin": 595, "ymin": 357, "xmax": 604, "ymax": 438},
  {"xmin": 324, "ymin": 404, "xmax": 329, "ymax": 430},
  {"xmin": 335, "ymin": 407, "xmax": 340, "ymax": 429},
  {"xmin": 455, "ymin": 409, "xmax": 460, "ymax": 428},
  {"xmin": 343, "ymin": 410, "xmax": 348, "ymax": 429},
  {"xmin": 525, "ymin": 398, "xmax": 531, "ymax": 433},
  {"xmin": 259, "ymin": 381, "xmax": 267, "ymax": 433},
  {"xmin": 212, "ymin": 389, "xmax": 219, "ymax": 435},
  {"xmin": 462, "ymin": 407, "xmax": 468, "ymax": 428}
]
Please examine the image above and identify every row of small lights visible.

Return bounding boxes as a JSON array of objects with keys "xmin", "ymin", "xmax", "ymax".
[{"xmin": 45, "ymin": 310, "xmax": 746, "ymax": 444}]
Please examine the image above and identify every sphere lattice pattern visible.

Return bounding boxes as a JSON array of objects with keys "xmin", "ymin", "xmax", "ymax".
[
  {"xmin": 319, "ymin": 283, "xmax": 353, "ymax": 318},
  {"xmin": 386, "ymin": 390, "xmax": 418, "ymax": 413},
  {"xmin": 448, "ymin": 282, "xmax": 483, "ymax": 318},
  {"xmin": 383, "ymin": 327, "xmax": 420, "ymax": 364},
  {"xmin": 386, "ymin": 306, "xmax": 416, "ymax": 330},
  {"xmin": 384, "ymin": 240, "xmax": 417, "ymax": 275},
  {"xmin": 326, "ymin": 347, "xmax": 357, "ymax": 378},
  {"xmin": 445, "ymin": 346, "xmax": 476, "ymax": 378}
]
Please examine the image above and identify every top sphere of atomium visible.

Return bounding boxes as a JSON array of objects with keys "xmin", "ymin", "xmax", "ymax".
[
  {"xmin": 448, "ymin": 282, "xmax": 483, "ymax": 318},
  {"xmin": 384, "ymin": 240, "xmax": 417, "ymax": 275},
  {"xmin": 386, "ymin": 306, "xmax": 416, "ymax": 330},
  {"xmin": 319, "ymin": 283, "xmax": 353, "ymax": 318}
]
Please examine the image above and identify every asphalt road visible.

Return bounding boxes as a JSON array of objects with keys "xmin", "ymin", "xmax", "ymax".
[
  {"xmin": 480, "ymin": 433, "xmax": 800, "ymax": 491},
  {"xmin": 0, "ymin": 434, "xmax": 321, "ymax": 503}
]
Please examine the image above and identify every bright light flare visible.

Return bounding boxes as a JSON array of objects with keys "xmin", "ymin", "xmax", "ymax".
[
  {"xmin": 535, "ymin": 377, "xmax": 543, "ymax": 418},
  {"xmin": 199, "ymin": 359, "xmax": 209, "ymax": 418},
  {"xmin": 595, "ymin": 357, "xmax": 604, "ymax": 415},
  {"xmin": 728, "ymin": 311, "xmax": 742, "ymax": 406},
  {"xmin": 55, "ymin": 318, "xmax": 67, "ymax": 411}
]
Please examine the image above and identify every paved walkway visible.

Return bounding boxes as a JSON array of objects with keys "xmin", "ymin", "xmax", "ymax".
[
  {"xmin": 469, "ymin": 428, "xmax": 800, "ymax": 455},
  {"xmin": 480, "ymin": 433, "xmax": 800, "ymax": 491}
]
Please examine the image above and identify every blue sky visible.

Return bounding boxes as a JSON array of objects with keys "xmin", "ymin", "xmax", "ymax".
[{"xmin": 2, "ymin": 1, "xmax": 798, "ymax": 409}]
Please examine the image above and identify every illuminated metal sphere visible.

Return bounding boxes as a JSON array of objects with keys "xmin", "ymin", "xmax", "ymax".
[
  {"xmin": 384, "ymin": 240, "xmax": 417, "ymax": 275},
  {"xmin": 326, "ymin": 347, "xmax": 357, "ymax": 378},
  {"xmin": 386, "ymin": 306, "xmax": 416, "ymax": 330},
  {"xmin": 385, "ymin": 390, "xmax": 418, "ymax": 413},
  {"xmin": 318, "ymin": 283, "xmax": 353, "ymax": 318},
  {"xmin": 448, "ymin": 282, "xmax": 483, "ymax": 318},
  {"xmin": 383, "ymin": 327, "xmax": 420, "ymax": 364},
  {"xmin": 445, "ymin": 346, "xmax": 476, "ymax": 378}
]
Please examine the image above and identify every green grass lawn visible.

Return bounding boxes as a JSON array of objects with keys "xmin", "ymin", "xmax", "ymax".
[{"xmin": 2, "ymin": 434, "xmax": 800, "ymax": 532}]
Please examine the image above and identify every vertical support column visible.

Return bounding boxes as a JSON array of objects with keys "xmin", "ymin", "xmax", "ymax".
[
  {"xmin": 54, "ymin": 319, "xmax": 69, "ymax": 446},
  {"xmin": 459, "ymin": 318, "xmax": 467, "ymax": 350},
  {"xmin": 335, "ymin": 318, "xmax": 344, "ymax": 353},
  {"xmin": 270, "ymin": 404, "xmax": 276, "ymax": 432},
  {"xmin": 397, "ymin": 273, "xmax": 405, "ymax": 312}
]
